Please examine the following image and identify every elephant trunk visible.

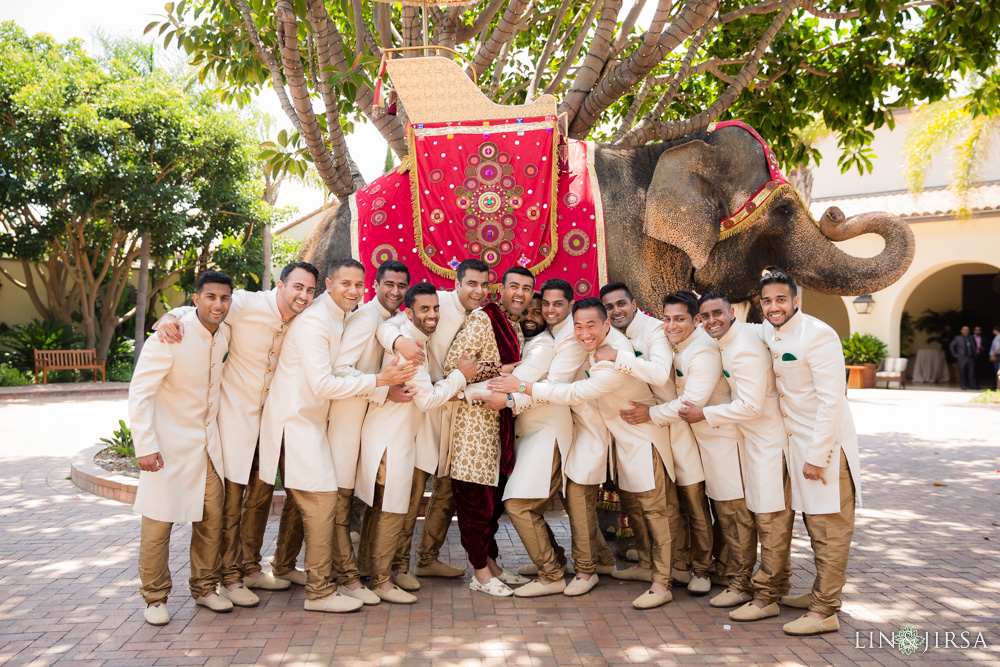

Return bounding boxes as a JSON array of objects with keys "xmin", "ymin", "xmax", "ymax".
[{"xmin": 789, "ymin": 207, "xmax": 916, "ymax": 296}]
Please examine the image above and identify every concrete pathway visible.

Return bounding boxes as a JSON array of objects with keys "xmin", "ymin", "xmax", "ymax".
[{"xmin": 0, "ymin": 389, "xmax": 997, "ymax": 665}]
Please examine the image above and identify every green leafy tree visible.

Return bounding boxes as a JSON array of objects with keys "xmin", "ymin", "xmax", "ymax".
[
  {"xmin": 0, "ymin": 23, "xmax": 267, "ymax": 358},
  {"xmin": 149, "ymin": 0, "xmax": 1000, "ymax": 199}
]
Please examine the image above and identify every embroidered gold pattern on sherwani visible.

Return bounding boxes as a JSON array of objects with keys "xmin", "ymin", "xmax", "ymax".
[{"xmin": 444, "ymin": 308, "xmax": 523, "ymax": 486}]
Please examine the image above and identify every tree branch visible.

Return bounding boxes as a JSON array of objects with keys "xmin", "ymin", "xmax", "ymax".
[
  {"xmin": 467, "ymin": 0, "xmax": 532, "ymax": 80},
  {"xmin": 545, "ymin": 0, "xmax": 605, "ymax": 97},
  {"xmin": 526, "ymin": 0, "xmax": 572, "ymax": 101},
  {"xmin": 456, "ymin": 0, "xmax": 509, "ymax": 44},
  {"xmin": 561, "ymin": 0, "xmax": 624, "ymax": 122}
]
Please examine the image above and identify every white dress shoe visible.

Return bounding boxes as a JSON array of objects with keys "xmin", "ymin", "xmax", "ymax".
[
  {"xmin": 144, "ymin": 602, "xmax": 170, "ymax": 626},
  {"xmin": 223, "ymin": 585, "xmax": 259, "ymax": 608},
  {"xmin": 244, "ymin": 571, "xmax": 291, "ymax": 591},
  {"xmin": 469, "ymin": 576, "xmax": 514, "ymax": 597},
  {"xmin": 338, "ymin": 585, "xmax": 381, "ymax": 605}
]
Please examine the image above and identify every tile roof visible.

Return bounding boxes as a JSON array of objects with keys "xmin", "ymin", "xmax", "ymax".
[{"xmin": 809, "ymin": 181, "xmax": 1000, "ymax": 220}]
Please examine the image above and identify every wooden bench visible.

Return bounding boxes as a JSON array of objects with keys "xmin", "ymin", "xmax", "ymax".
[{"xmin": 34, "ymin": 349, "xmax": 106, "ymax": 384}]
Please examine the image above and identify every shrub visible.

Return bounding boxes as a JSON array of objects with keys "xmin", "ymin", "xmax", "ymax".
[
  {"xmin": 841, "ymin": 332, "xmax": 889, "ymax": 365},
  {"xmin": 106, "ymin": 360, "xmax": 134, "ymax": 382},
  {"xmin": 0, "ymin": 319, "xmax": 83, "ymax": 371},
  {"xmin": 0, "ymin": 363, "xmax": 31, "ymax": 386},
  {"xmin": 971, "ymin": 390, "xmax": 1000, "ymax": 404},
  {"xmin": 100, "ymin": 419, "xmax": 135, "ymax": 464}
]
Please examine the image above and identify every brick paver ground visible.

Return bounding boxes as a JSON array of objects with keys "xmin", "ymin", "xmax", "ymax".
[{"xmin": 1, "ymin": 389, "xmax": 997, "ymax": 665}]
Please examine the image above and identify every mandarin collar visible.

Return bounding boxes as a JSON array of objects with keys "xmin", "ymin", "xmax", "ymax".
[
  {"xmin": 717, "ymin": 319, "xmax": 742, "ymax": 348},
  {"xmin": 323, "ymin": 292, "xmax": 349, "ymax": 321},
  {"xmin": 673, "ymin": 325, "xmax": 707, "ymax": 353},
  {"xmin": 776, "ymin": 309, "xmax": 803, "ymax": 332}
]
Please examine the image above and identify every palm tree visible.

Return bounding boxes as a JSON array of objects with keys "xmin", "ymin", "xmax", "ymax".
[{"xmin": 905, "ymin": 84, "xmax": 1000, "ymax": 219}]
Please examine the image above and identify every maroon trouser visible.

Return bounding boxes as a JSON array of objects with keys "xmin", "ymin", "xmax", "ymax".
[{"xmin": 452, "ymin": 475, "xmax": 508, "ymax": 570}]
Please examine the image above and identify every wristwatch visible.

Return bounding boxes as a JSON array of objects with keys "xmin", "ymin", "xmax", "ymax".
[
  {"xmin": 505, "ymin": 393, "xmax": 515, "ymax": 409},
  {"xmin": 517, "ymin": 381, "xmax": 527, "ymax": 394}
]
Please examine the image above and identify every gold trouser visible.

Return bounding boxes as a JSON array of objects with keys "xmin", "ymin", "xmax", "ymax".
[
  {"xmin": 617, "ymin": 448, "xmax": 678, "ymax": 588},
  {"xmin": 564, "ymin": 480, "xmax": 601, "ymax": 575},
  {"xmin": 416, "ymin": 475, "xmax": 455, "ymax": 567},
  {"xmin": 802, "ymin": 451, "xmax": 856, "ymax": 617},
  {"xmin": 395, "ymin": 468, "xmax": 432, "ymax": 572},
  {"xmin": 713, "ymin": 497, "xmax": 758, "ymax": 595},
  {"xmin": 593, "ymin": 523, "xmax": 617, "ymax": 567},
  {"xmin": 618, "ymin": 487, "xmax": 653, "ymax": 570},
  {"xmin": 220, "ymin": 446, "xmax": 276, "ymax": 585},
  {"xmin": 369, "ymin": 482, "xmax": 407, "ymax": 590},
  {"xmin": 269, "ymin": 447, "xmax": 305, "ymax": 576},
  {"xmin": 751, "ymin": 463, "xmax": 794, "ymax": 604},
  {"xmin": 284, "ymin": 488, "xmax": 337, "ymax": 600},
  {"xmin": 505, "ymin": 446, "xmax": 567, "ymax": 582},
  {"xmin": 332, "ymin": 487, "xmax": 363, "ymax": 586},
  {"xmin": 673, "ymin": 481, "xmax": 714, "ymax": 576},
  {"xmin": 138, "ymin": 456, "xmax": 224, "ymax": 603}
]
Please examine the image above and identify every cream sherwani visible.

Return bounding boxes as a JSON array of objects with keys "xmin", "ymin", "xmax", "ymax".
[
  {"xmin": 533, "ymin": 328, "xmax": 674, "ymax": 492},
  {"xmin": 131, "ymin": 310, "xmax": 229, "ymax": 523},
  {"xmin": 259, "ymin": 295, "xmax": 380, "ymax": 492},
  {"xmin": 357, "ymin": 319, "xmax": 467, "ymax": 514},
  {"xmin": 703, "ymin": 320, "xmax": 789, "ymax": 514},
  {"xmin": 503, "ymin": 330, "xmax": 571, "ymax": 501},
  {"xmin": 154, "ymin": 290, "xmax": 286, "ymax": 484},
  {"xmin": 760, "ymin": 312, "xmax": 862, "ymax": 514},
  {"xmin": 330, "ymin": 298, "xmax": 392, "ymax": 489},
  {"xmin": 649, "ymin": 327, "xmax": 743, "ymax": 501}
]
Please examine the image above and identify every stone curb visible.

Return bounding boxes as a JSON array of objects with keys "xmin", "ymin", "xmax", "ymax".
[
  {"xmin": 70, "ymin": 444, "xmax": 288, "ymax": 514},
  {"xmin": 0, "ymin": 382, "xmax": 130, "ymax": 401}
]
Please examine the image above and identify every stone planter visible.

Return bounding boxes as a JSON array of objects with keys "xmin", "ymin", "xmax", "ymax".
[{"xmin": 861, "ymin": 363, "xmax": 878, "ymax": 388}]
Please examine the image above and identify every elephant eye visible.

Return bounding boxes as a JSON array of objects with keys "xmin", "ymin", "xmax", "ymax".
[{"xmin": 775, "ymin": 203, "xmax": 791, "ymax": 216}]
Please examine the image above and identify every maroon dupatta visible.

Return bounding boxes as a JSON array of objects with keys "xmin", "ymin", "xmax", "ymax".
[{"xmin": 482, "ymin": 301, "xmax": 521, "ymax": 475}]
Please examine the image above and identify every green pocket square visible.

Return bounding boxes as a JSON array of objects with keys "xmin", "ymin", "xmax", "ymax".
[
  {"xmin": 634, "ymin": 350, "xmax": 643, "ymax": 357},
  {"xmin": 223, "ymin": 352, "xmax": 229, "ymax": 363},
  {"xmin": 781, "ymin": 353, "xmax": 797, "ymax": 361},
  {"xmin": 723, "ymin": 370, "xmax": 730, "ymax": 378},
  {"xmin": 585, "ymin": 370, "xmax": 590, "ymax": 378},
  {"xmin": 675, "ymin": 369, "xmax": 684, "ymax": 377}
]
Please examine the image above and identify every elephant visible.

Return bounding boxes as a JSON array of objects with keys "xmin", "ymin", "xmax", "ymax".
[{"xmin": 301, "ymin": 123, "xmax": 915, "ymax": 314}]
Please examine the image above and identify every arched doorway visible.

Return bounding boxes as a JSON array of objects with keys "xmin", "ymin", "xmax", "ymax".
[
  {"xmin": 899, "ymin": 261, "xmax": 1000, "ymax": 351},
  {"xmin": 800, "ymin": 288, "xmax": 851, "ymax": 340}
]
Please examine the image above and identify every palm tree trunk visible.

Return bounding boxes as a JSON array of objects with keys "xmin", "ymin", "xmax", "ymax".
[
  {"xmin": 262, "ymin": 223, "xmax": 272, "ymax": 290},
  {"xmin": 134, "ymin": 232, "xmax": 151, "ymax": 361}
]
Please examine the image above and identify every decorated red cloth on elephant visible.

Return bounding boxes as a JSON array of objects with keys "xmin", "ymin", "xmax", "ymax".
[{"xmin": 350, "ymin": 124, "xmax": 607, "ymax": 300}]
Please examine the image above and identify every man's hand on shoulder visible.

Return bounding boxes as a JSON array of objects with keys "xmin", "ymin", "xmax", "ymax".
[
  {"xmin": 394, "ymin": 337, "xmax": 426, "ymax": 365},
  {"xmin": 137, "ymin": 452, "xmax": 164, "ymax": 472},
  {"xmin": 156, "ymin": 316, "xmax": 184, "ymax": 344},
  {"xmin": 593, "ymin": 344, "xmax": 616, "ymax": 363}
]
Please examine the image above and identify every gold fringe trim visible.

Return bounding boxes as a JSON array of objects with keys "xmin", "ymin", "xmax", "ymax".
[
  {"xmin": 717, "ymin": 183, "xmax": 813, "ymax": 240},
  {"xmin": 349, "ymin": 193, "xmax": 360, "ymax": 262}
]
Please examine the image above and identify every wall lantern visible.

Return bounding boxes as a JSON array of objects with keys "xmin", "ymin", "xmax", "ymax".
[{"xmin": 852, "ymin": 294, "xmax": 875, "ymax": 315}]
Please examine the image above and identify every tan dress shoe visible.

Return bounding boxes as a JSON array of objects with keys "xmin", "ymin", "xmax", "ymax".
[
  {"xmin": 304, "ymin": 592, "xmax": 363, "ymax": 613},
  {"xmin": 632, "ymin": 589, "xmax": 672, "ymax": 610},
  {"xmin": 339, "ymin": 585, "xmax": 380, "ymax": 605},
  {"xmin": 223, "ymin": 585, "xmax": 260, "ymax": 608},
  {"xmin": 143, "ymin": 602, "xmax": 170, "ymax": 626},
  {"xmin": 710, "ymin": 588, "xmax": 750, "ymax": 608},
  {"xmin": 244, "ymin": 572, "xmax": 291, "ymax": 591},
  {"xmin": 275, "ymin": 569, "xmax": 308, "ymax": 586},
  {"xmin": 496, "ymin": 569, "xmax": 530, "ymax": 585},
  {"xmin": 393, "ymin": 571, "xmax": 421, "ymax": 591},
  {"xmin": 783, "ymin": 613, "xmax": 840, "ymax": 636},
  {"xmin": 513, "ymin": 579, "xmax": 567, "ymax": 597},
  {"xmin": 670, "ymin": 568, "xmax": 693, "ymax": 585},
  {"xmin": 517, "ymin": 563, "xmax": 540, "ymax": 576},
  {"xmin": 687, "ymin": 574, "xmax": 712, "ymax": 596},
  {"xmin": 780, "ymin": 593, "xmax": 811, "ymax": 609},
  {"xmin": 611, "ymin": 567, "xmax": 653, "ymax": 582},
  {"xmin": 194, "ymin": 593, "xmax": 234, "ymax": 613},
  {"xmin": 376, "ymin": 586, "xmax": 418, "ymax": 604},
  {"xmin": 594, "ymin": 564, "xmax": 616, "ymax": 575},
  {"xmin": 415, "ymin": 562, "xmax": 466, "ymax": 578},
  {"xmin": 624, "ymin": 549, "xmax": 639, "ymax": 562},
  {"xmin": 730, "ymin": 601, "xmax": 780, "ymax": 621},
  {"xmin": 563, "ymin": 574, "xmax": 599, "ymax": 597}
]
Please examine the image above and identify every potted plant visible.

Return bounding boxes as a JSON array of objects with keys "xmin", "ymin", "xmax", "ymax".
[{"xmin": 842, "ymin": 332, "xmax": 889, "ymax": 388}]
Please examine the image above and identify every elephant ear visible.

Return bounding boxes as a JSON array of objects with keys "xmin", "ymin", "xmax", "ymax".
[{"xmin": 643, "ymin": 140, "xmax": 721, "ymax": 270}]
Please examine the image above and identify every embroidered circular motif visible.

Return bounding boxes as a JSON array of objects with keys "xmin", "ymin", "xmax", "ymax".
[
  {"xmin": 372, "ymin": 197, "xmax": 386, "ymax": 210},
  {"xmin": 488, "ymin": 269, "xmax": 499, "ymax": 284},
  {"xmin": 468, "ymin": 154, "xmax": 481, "ymax": 166},
  {"xmin": 479, "ymin": 223, "xmax": 502, "ymax": 245},
  {"xmin": 464, "ymin": 177, "xmax": 480, "ymax": 191},
  {"xmin": 496, "ymin": 152, "xmax": 511, "ymax": 165},
  {"xmin": 499, "ymin": 240, "xmax": 514, "ymax": 254},
  {"xmin": 369, "ymin": 183, "xmax": 382, "ymax": 194},
  {"xmin": 503, "ymin": 229, "xmax": 515, "ymax": 241},
  {"xmin": 563, "ymin": 192, "xmax": 580, "ymax": 208},
  {"xmin": 478, "ymin": 191, "xmax": 503, "ymax": 213},
  {"xmin": 430, "ymin": 209, "xmax": 445, "ymax": 223},
  {"xmin": 429, "ymin": 169, "xmax": 445, "ymax": 184},
  {"xmin": 562, "ymin": 229, "xmax": 590, "ymax": 256},
  {"xmin": 479, "ymin": 162, "xmax": 500, "ymax": 183},
  {"xmin": 425, "ymin": 245, "xmax": 436, "ymax": 257},
  {"xmin": 538, "ymin": 243, "xmax": 551, "ymax": 256},
  {"xmin": 468, "ymin": 241, "xmax": 483, "ymax": 254},
  {"xmin": 574, "ymin": 278, "xmax": 592, "ymax": 296},
  {"xmin": 509, "ymin": 196, "xmax": 523, "ymax": 210},
  {"xmin": 523, "ymin": 163, "xmax": 538, "ymax": 178},
  {"xmin": 479, "ymin": 142, "xmax": 499, "ymax": 160},
  {"xmin": 746, "ymin": 201, "xmax": 756, "ymax": 212},
  {"xmin": 500, "ymin": 176, "xmax": 515, "ymax": 190},
  {"xmin": 481, "ymin": 247, "xmax": 501, "ymax": 266},
  {"xmin": 463, "ymin": 215, "xmax": 480, "ymax": 230},
  {"xmin": 500, "ymin": 214, "xmax": 517, "ymax": 229},
  {"xmin": 465, "ymin": 230, "xmax": 477, "ymax": 241},
  {"xmin": 526, "ymin": 205, "xmax": 541, "ymax": 221},
  {"xmin": 370, "ymin": 210, "xmax": 388, "ymax": 226},
  {"xmin": 371, "ymin": 244, "xmax": 398, "ymax": 265},
  {"xmin": 456, "ymin": 195, "xmax": 471, "ymax": 209}
]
